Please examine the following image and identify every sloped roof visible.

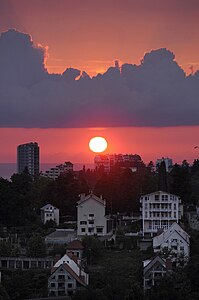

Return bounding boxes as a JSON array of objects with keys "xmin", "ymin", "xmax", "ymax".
[
  {"xmin": 77, "ymin": 192, "xmax": 105, "ymax": 206},
  {"xmin": 153, "ymin": 222, "xmax": 190, "ymax": 247},
  {"xmin": 50, "ymin": 263, "xmax": 87, "ymax": 287},
  {"xmin": 40, "ymin": 203, "xmax": 58, "ymax": 210},
  {"xmin": 143, "ymin": 255, "xmax": 166, "ymax": 274},
  {"xmin": 67, "ymin": 239, "xmax": 84, "ymax": 250}
]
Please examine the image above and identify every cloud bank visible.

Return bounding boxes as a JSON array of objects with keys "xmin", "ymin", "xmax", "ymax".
[{"xmin": 0, "ymin": 29, "xmax": 198, "ymax": 128}]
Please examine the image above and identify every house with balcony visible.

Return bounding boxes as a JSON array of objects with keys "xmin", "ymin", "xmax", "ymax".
[
  {"xmin": 48, "ymin": 252, "xmax": 88, "ymax": 297},
  {"xmin": 40, "ymin": 204, "xmax": 59, "ymax": 225},
  {"xmin": 143, "ymin": 255, "xmax": 172, "ymax": 291},
  {"xmin": 153, "ymin": 222, "xmax": 190, "ymax": 263},
  {"xmin": 140, "ymin": 191, "xmax": 183, "ymax": 236},
  {"xmin": 77, "ymin": 192, "xmax": 113, "ymax": 237}
]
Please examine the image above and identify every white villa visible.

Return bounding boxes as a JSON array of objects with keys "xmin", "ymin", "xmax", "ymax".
[
  {"xmin": 153, "ymin": 222, "xmax": 190, "ymax": 261},
  {"xmin": 140, "ymin": 191, "xmax": 183, "ymax": 236},
  {"xmin": 40, "ymin": 204, "xmax": 59, "ymax": 225},
  {"xmin": 77, "ymin": 192, "xmax": 113, "ymax": 237},
  {"xmin": 48, "ymin": 253, "xmax": 88, "ymax": 297}
]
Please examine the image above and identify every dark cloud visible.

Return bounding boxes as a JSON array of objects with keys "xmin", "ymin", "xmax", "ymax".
[{"xmin": 0, "ymin": 29, "xmax": 198, "ymax": 128}]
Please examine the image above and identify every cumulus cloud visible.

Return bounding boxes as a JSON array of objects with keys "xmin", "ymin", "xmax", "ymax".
[{"xmin": 0, "ymin": 29, "xmax": 198, "ymax": 128}]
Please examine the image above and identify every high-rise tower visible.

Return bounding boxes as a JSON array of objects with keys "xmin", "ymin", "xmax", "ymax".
[{"xmin": 17, "ymin": 142, "xmax": 39, "ymax": 176}]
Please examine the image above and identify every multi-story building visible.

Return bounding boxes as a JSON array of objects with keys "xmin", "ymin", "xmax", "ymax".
[
  {"xmin": 43, "ymin": 161, "xmax": 73, "ymax": 179},
  {"xmin": 40, "ymin": 204, "xmax": 59, "ymax": 225},
  {"xmin": 153, "ymin": 222, "xmax": 190, "ymax": 262},
  {"xmin": 140, "ymin": 191, "xmax": 183, "ymax": 236},
  {"xmin": 77, "ymin": 192, "xmax": 113, "ymax": 237},
  {"xmin": 48, "ymin": 253, "xmax": 88, "ymax": 297},
  {"xmin": 156, "ymin": 157, "xmax": 173, "ymax": 172},
  {"xmin": 94, "ymin": 153, "xmax": 143, "ymax": 173},
  {"xmin": 17, "ymin": 142, "xmax": 39, "ymax": 176}
]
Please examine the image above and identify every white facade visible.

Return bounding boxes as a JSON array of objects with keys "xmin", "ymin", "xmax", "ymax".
[
  {"xmin": 53, "ymin": 254, "xmax": 88, "ymax": 284},
  {"xmin": 140, "ymin": 191, "xmax": 182, "ymax": 236},
  {"xmin": 48, "ymin": 253, "xmax": 88, "ymax": 297},
  {"xmin": 77, "ymin": 192, "xmax": 113, "ymax": 237},
  {"xmin": 153, "ymin": 222, "xmax": 190, "ymax": 260},
  {"xmin": 40, "ymin": 204, "xmax": 59, "ymax": 225},
  {"xmin": 156, "ymin": 157, "xmax": 173, "ymax": 172},
  {"xmin": 44, "ymin": 161, "xmax": 73, "ymax": 179}
]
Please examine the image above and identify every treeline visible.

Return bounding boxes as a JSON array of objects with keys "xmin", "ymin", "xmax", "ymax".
[{"xmin": 0, "ymin": 159, "xmax": 199, "ymax": 228}]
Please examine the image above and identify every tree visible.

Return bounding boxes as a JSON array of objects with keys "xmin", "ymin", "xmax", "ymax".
[
  {"xmin": 158, "ymin": 161, "xmax": 168, "ymax": 192},
  {"xmin": 82, "ymin": 236, "xmax": 103, "ymax": 264},
  {"xmin": 27, "ymin": 235, "xmax": 46, "ymax": 257},
  {"xmin": 0, "ymin": 284, "xmax": 10, "ymax": 300}
]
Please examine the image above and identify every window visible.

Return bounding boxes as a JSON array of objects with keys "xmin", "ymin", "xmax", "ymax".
[
  {"xmin": 89, "ymin": 220, "xmax": 94, "ymax": 224},
  {"xmin": 80, "ymin": 221, "xmax": 87, "ymax": 225},
  {"xmin": 171, "ymin": 246, "xmax": 177, "ymax": 250},
  {"xmin": 145, "ymin": 212, "xmax": 147, "ymax": 218},
  {"xmin": 180, "ymin": 246, "xmax": 184, "ymax": 251},
  {"xmin": 97, "ymin": 228, "xmax": 103, "ymax": 233},
  {"xmin": 51, "ymin": 282, "xmax": 55, "ymax": 287},
  {"xmin": 81, "ymin": 228, "xmax": 86, "ymax": 232},
  {"xmin": 155, "ymin": 195, "xmax": 159, "ymax": 201},
  {"xmin": 174, "ymin": 204, "xmax": 176, "ymax": 210},
  {"xmin": 89, "ymin": 214, "xmax": 94, "ymax": 217},
  {"xmin": 68, "ymin": 283, "xmax": 73, "ymax": 288},
  {"xmin": 145, "ymin": 203, "xmax": 147, "ymax": 209}
]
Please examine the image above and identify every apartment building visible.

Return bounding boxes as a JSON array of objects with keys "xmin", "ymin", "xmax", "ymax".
[
  {"xmin": 44, "ymin": 162, "xmax": 73, "ymax": 179},
  {"xmin": 17, "ymin": 142, "xmax": 39, "ymax": 176},
  {"xmin": 94, "ymin": 153, "xmax": 142, "ymax": 173},
  {"xmin": 140, "ymin": 191, "xmax": 183, "ymax": 236}
]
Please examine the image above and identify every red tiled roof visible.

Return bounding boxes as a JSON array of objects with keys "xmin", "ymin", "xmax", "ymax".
[
  {"xmin": 62, "ymin": 263, "xmax": 87, "ymax": 287},
  {"xmin": 51, "ymin": 263, "xmax": 87, "ymax": 287},
  {"xmin": 67, "ymin": 252, "xmax": 79, "ymax": 264},
  {"xmin": 67, "ymin": 239, "xmax": 84, "ymax": 250}
]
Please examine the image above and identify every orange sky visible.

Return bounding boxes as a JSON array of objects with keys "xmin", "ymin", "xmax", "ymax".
[
  {"xmin": 1, "ymin": 0, "xmax": 199, "ymax": 76},
  {"xmin": 0, "ymin": 127, "xmax": 199, "ymax": 165},
  {"xmin": 0, "ymin": 0, "xmax": 199, "ymax": 167}
]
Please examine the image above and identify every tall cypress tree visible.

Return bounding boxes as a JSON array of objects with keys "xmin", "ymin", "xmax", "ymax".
[{"xmin": 158, "ymin": 161, "xmax": 168, "ymax": 192}]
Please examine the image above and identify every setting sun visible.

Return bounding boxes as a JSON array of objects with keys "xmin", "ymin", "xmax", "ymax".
[{"xmin": 89, "ymin": 136, "xmax": 108, "ymax": 153}]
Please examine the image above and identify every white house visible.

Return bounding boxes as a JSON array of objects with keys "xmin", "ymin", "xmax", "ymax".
[
  {"xmin": 40, "ymin": 204, "xmax": 59, "ymax": 225},
  {"xmin": 48, "ymin": 253, "xmax": 88, "ymax": 297},
  {"xmin": 153, "ymin": 222, "xmax": 190, "ymax": 261},
  {"xmin": 140, "ymin": 191, "xmax": 183, "ymax": 236},
  {"xmin": 77, "ymin": 192, "xmax": 113, "ymax": 237}
]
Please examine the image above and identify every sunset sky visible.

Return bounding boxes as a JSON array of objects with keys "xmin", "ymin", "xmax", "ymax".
[{"xmin": 0, "ymin": 0, "xmax": 199, "ymax": 170}]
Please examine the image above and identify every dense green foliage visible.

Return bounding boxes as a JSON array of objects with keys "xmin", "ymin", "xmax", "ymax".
[{"xmin": 2, "ymin": 270, "xmax": 49, "ymax": 300}]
